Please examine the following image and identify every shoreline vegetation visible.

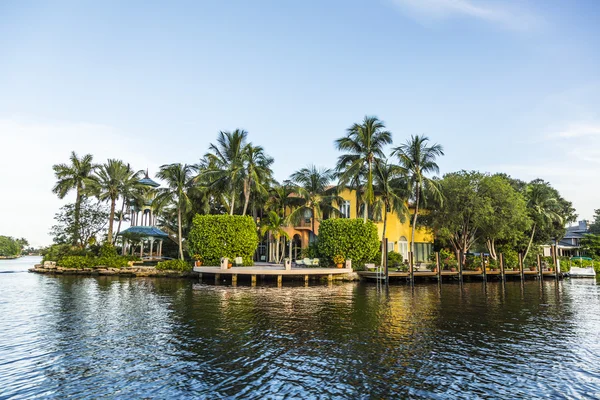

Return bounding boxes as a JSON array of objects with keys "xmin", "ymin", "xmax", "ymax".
[{"xmin": 38, "ymin": 115, "xmax": 600, "ymax": 279}]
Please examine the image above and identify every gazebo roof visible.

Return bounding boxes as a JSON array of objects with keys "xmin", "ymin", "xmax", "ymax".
[
  {"xmin": 119, "ymin": 226, "xmax": 169, "ymax": 238},
  {"xmin": 139, "ymin": 170, "xmax": 160, "ymax": 188}
]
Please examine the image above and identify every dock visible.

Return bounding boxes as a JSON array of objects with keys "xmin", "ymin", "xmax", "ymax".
[
  {"xmin": 357, "ymin": 270, "xmax": 561, "ymax": 280},
  {"xmin": 193, "ymin": 264, "xmax": 354, "ymax": 286}
]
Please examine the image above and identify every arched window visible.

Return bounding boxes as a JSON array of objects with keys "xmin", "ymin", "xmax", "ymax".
[{"xmin": 398, "ymin": 236, "xmax": 408, "ymax": 261}]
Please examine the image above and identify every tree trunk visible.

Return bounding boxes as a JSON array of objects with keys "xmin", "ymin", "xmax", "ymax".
[
  {"xmin": 486, "ymin": 239, "xmax": 497, "ymax": 260},
  {"xmin": 276, "ymin": 237, "xmax": 280, "ymax": 263},
  {"xmin": 364, "ymin": 160, "xmax": 372, "ymax": 222},
  {"xmin": 73, "ymin": 186, "xmax": 82, "ymax": 246},
  {"xmin": 230, "ymin": 191, "xmax": 235, "ymax": 215},
  {"xmin": 410, "ymin": 185, "xmax": 420, "ymax": 257},
  {"xmin": 242, "ymin": 178, "xmax": 250, "ymax": 216},
  {"xmin": 114, "ymin": 199, "xmax": 126, "ymax": 245},
  {"xmin": 107, "ymin": 197, "xmax": 116, "ymax": 244},
  {"xmin": 523, "ymin": 223, "xmax": 537, "ymax": 263},
  {"xmin": 381, "ymin": 206, "xmax": 388, "ymax": 267},
  {"xmin": 177, "ymin": 203, "xmax": 184, "ymax": 260},
  {"xmin": 311, "ymin": 206, "xmax": 316, "ymax": 234}
]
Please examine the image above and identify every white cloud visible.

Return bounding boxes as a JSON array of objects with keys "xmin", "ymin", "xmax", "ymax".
[
  {"xmin": 0, "ymin": 117, "xmax": 158, "ymax": 246},
  {"xmin": 389, "ymin": 0, "xmax": 542, "ymax": 30}
]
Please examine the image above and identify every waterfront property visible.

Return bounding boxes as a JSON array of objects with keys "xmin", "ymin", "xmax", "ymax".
[{"xmin": 260, "ymin": 187, "xmax": 434, "ymax": 263}]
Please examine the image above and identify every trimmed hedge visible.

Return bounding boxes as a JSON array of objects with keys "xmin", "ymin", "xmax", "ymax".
[
  {"xmin": 58, "ymin": 255, "xmax": 130, "ymax": 269},
  {"xmin": 156, "ymin": 259, "xmax": 192, "ymax": 271},
  {"xmin": 188, "ymin": 214, "xmax": 259, "ymax": 266},
  {"xmin": 317, "ymin": 219, "xmax": 379, "ymax": 268}
]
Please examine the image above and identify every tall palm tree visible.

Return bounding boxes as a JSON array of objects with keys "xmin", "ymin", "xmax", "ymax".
[
  {"xmin": 241, "ymin": 144, "xmax": 274, "ymax": 216},
  {"xmin": 288, "ymin": 165, "xmax": 341, "ymax": 233},
  {"xmin": 87, "ymin": 159, "xmax": 140, "ymax": 244},
  {"xmin": 391, "ymin": 135, "xmax": 444, "ymax": 257},
  {"xmin": 260, "ymin": 211, "xmax": 289, "ymax": 263},
  {"xmin": 52, "ymin": 151, "xmax": 96, "ymax": 246},
  {"xmin": 373, "ymin": 160, "xmax": 410, "ymax": 257},
  {"xmin": 113, "ymin": 164, "xmax": 144, "ymax": 244},
  {"xmin": 202, "ymin": 129, "xmax": 248, "ymax": 215},
  {"xmin": 523, "ymin": 183, "xmax": 563, "ymax": 261},
  {"xmin": 335, "ymin": 116, "xmax": 392, "ymax": 222},
  {"xmin": 155, "ymin": 163, "xmax": 194, "ymax": 260},
  {"xmin": 266, "ymin": 182, "xmax": 301, "ymax": 218}
]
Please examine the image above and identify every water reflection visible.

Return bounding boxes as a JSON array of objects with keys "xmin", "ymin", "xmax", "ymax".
[{"xmin": 1, "ymin": 257, "xmax": 599, "ymax": 398}]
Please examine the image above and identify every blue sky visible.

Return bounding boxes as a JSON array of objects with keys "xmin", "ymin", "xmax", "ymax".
[{"xmin": 1, "ymin": 0, "xmax": 599, "ymax": 246}]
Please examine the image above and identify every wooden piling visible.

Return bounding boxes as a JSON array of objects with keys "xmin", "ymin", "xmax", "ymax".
[
  {"xmin": 251, "ymin": 275, "xmax": 257, "ymax": 286},
  {"xmin": 328, "ymin": 274, "xmax": 333, "ymax": 282},
  {"xmin": 436, "ymin": 252, "xmax": 441, "ymax": 282},
  {"xmin": 537, "ymin": 254, "xmax": 542, "ymax": 280},
  {"xmin": 409, "ymin": 251, "xmax": 414, "ymax": 285},
  {"xmin": 304, "ymin": 275, "xmax": 309, "ymax": 285},
  {"xmin": 482, "ymin": 253, "xmax": 487, "ymax": 282},
  {"xmin": 552, "ymin": 244, "xmax": 559, "ymax": 280},
  {"xmin": 215, "ymin": 274, "xmax": 220, "ymax": 284},
  {"xmin": 277, "ymin": 275, "xmax": 282, "ymax": 287},
  {"xmin": 232, "ymin": 274, "xmax": 237, "ymax": 286},
  {"xmin": 518, "ymin": 253, "xmax": 524, "ymax": 281},
  {"xmin": 499, "ymin": 253, "xmax": 505, "ymax": 282},
  {"xmin": 457, "ymin": 250, "xmax": 463, "ymax": 283}
]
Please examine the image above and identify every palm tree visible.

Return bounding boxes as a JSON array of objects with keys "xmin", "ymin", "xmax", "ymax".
[
  {"xmin": 155, "ymin": 163, "xmax": 194, "ymax": 260},
  {"xmin": 260, "ymin": 211, "xmax": 289, "ymax": 263},
  {"xmin": 391, "ymin": 135, "xmax": 444, "ymax": 257},
  {"xmin": 203, "ymin": 129, "xmax": 248, "ymax": 215},
  {"xmin": 523, "ymin": 183, "xmax": 563, "ymax": 261},
  {"xmin": 113, "ymin": 164, "xmax": 144, "ymax": 244},
  {"xmin": 87, "ymin": 159, "xmax": 140, "ymax": 244},
  {"xmin": 52, "ymin": 151, "xmax": 96, "ymax": 246},
  {"xmin": 373, "ymin": 160, "xmax": 410, "ymax": 260},
  {"xmin": 241, "ymin": 144, "xmax": 274, "ymax": 216},
  {"xmin": 266, "ymin": 182, "xmax": 301, "ymax": 218},
  {"xmin": 288, "ymin": 165, "xmax": 341, "ymax": 233},
  {"xmin": 335, "ymin": 116, "xmax": 392, "ymax": 222}
]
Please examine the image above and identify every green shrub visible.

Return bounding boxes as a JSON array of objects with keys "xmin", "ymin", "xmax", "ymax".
[
  {"xmin": 317, "ymin": 219, "xmax": 379, "ymax": 269},
  {"xmin": 95, "ymin": 256, "xmax": 129, "ymax": 269},
  {"xmin": 188, "ymin": 214, "xmax": 259, "ymax": 266},
  {"xmin": 300, "ymin": 242, "xmax": 319, "ymax": 259},
  {"xmin": 99, "ymin": 242, "xmax": 118, "ymax": 258},
  {"xmin": 58, "ymin": 255, "xmax": 95, "ymax": 269},
  {"xmin": 386, "ymin": 251, "xmax": 403, "ymax": 267},
  {"xmin": 156, "ymin": 259, "xmax": 192, "ymax": 271},
  {"xmin": 42, "ymin": 244, "xmax": 89, "ymax": 262}
]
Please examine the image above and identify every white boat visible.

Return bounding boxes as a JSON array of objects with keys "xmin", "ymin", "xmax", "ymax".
[
  {"xmin": 568, "ymin": 257, "xmax": 596, "ymax": 278},
  {"xmin": 569, "ymin": 266, "xmax": 596, "ymax": 278}
]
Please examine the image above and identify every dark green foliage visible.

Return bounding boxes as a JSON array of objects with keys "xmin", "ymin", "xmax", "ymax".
[
  {"xmin": 95, "ymin": 256, "xmax": 129, "ymax": 268},
  {"xmin": 0, "ymin": 236, "xmax": 27, "ymax": 257},
  {"xmin": 156, "ymin": 259, "xmax": 192, "ymax": 271},
  {"xmin": 58, "ymin": 255, "xmax": 96, "ymax": 269},
  {"xmin": 386, "ymin": 251, "xmax": 403, "ymax": 267},
  {"xmin": 188, "ymin": 214, "xmax": 259, "ymax": 266},
  {"xmin": 317, "ymin": 219, "xmax": 379, "ymax": 268},
  {"xmin": 42, "ymin": 244, "xmax": 88, "ymax": 262},
  {"xmin": 300, "ymin": 242, "xmax": 320, "ymax": 258},
  {"xmin": 99, "ymin": 242, "xmax": 118, "ymax": 258}
]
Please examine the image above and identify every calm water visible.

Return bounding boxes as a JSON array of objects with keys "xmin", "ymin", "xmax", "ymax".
[{"xmin": 1, "ymin": 257, "xmax": 600, "ymax": 399}]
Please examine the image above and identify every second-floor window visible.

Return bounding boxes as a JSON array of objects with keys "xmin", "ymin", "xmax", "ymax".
[{"xmin": 340, "ymin": 201, "xmax": 351, "ymax": 218}]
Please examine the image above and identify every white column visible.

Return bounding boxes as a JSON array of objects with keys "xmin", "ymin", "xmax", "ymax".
[
  {"xmin": 140, "ymin": 240, "xmax": 144, "ymax": 258},
  {"xmin": 150, "ymin": 238, "xmax": 155, "ymax": 258},
  {"xmin": 158, "ymin": 240, "xmax": 163, "ymax": 258}
]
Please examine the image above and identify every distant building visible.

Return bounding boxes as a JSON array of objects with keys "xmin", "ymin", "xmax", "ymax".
[{"xmin": 543, "ymin": 220, "xmax": 589, "ymax": 257}]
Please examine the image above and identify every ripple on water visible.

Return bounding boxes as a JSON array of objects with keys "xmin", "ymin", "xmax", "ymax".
[{"xmin": 1, "ymin": 258, "xmax": 600, "ymax": 398}]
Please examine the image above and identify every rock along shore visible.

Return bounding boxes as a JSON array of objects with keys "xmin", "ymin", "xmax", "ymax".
[{"xmin": 29, "ymin": 264, "xmax": 199, "ymax": 279}]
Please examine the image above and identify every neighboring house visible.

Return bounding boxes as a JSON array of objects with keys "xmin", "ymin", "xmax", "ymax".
[
  {"xmin": 543, "ymin": 220, "xmax": 589, "ymax": 257},
  {"xmin": 264, "ymin": 188, "xmax": 433, "ymax": 263}
]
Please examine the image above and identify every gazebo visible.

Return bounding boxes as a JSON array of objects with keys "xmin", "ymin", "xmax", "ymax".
[{"xmin": 118, "ymin": 171, "xmax": 170, "ymax": 259}]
